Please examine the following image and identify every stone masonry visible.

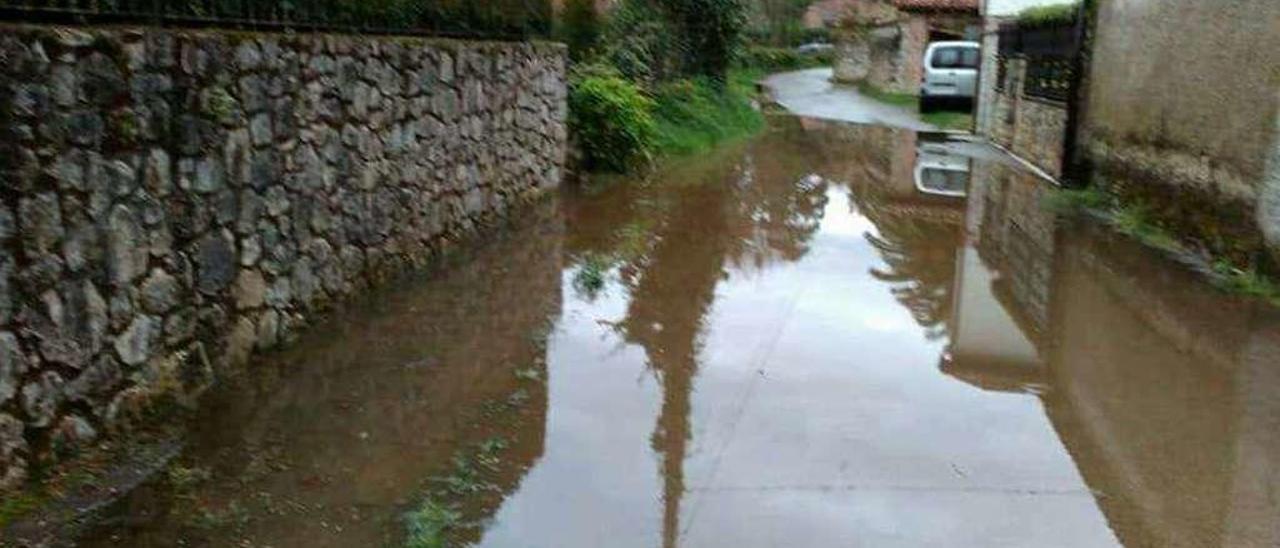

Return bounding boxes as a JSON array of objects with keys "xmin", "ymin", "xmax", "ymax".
[{"xmin": 0, "ymin": 25, "xmax": 567, "ymax": 488}]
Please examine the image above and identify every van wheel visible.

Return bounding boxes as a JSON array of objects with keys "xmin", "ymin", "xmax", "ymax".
[{"xmin": 919, "ymin": 96, "xmax": 935, "ymax": 114}]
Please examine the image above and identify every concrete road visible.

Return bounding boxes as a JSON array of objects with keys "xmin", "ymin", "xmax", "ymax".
[{"xmin": 763, "ymin": 67, "xmax": 938, "ymax": 131}]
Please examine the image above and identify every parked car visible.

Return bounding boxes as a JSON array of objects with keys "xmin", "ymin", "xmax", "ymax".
[
  {"xmin": 920, "ymin": 41, "xmax": 980, "ymax": 113},
  {"xmin": 795, "ymin": 42, "xmax": 834, "ymax": 55}
]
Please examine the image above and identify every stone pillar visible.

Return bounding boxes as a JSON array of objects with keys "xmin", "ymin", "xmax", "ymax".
[{"xmin": 832, "ymin": 31, "xmax": 869, "ymax": 83}]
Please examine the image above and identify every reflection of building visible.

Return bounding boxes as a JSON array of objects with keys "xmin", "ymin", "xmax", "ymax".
[
  {"xmin": 950, "ymin": 150, "xmax": 1280, "ymax": 547},
  {"xmin": 1046, "ymin": 230, "xmax": 1280, "ymax": 548},
  {"xmin": 943, "ymin": 144, "xmax": 1048, "ymax": 392}
]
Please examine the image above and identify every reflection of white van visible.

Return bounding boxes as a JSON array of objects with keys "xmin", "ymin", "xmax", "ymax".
[{"xmin": 920, "ymin": 41, "xmax": 980, "ymax": 112}]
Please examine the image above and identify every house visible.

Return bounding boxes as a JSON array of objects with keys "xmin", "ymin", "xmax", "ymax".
[{"xmin": 831, "ymin": 0, "xmax": 980, "ymax": 93}]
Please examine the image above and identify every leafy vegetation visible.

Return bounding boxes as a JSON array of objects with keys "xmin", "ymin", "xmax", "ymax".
[
  {"xmin": 663, "ymin": 0, "xmax": 750, "ymax": 83},
  {"xmin": 404, "ymin": 500, "xmax": 464, "ymax": 548},
  {"xmin": 401, "ymin": 356, "xmax": 547, "ymax": 547},
  {"xmin": 1044, "ymin": 186, "xmax": 1280, "ymax": 305},
  {"xmin": 567, "ymin": 0, "xmax": 767, "ymax": 174},
  {"xmin": 745, "ymin": 0, "xmax": 827, "ymax": 46},
  {"xmin": 0, "ymin": 492, "xmax": 42, "ymax": 528},
  {"xmin": 601, "ymin": 0, "xmax": 682, "ymax": 84},
  {"xmin": 651, "ymin": 72, "xmax": 764, "ymax": 155},
  {"xmin": 1042, "ymin": 186, "xmax": 1109, "ymax": 213},
  {"xmin": 572, "ymin": 252, "xmax": 611, "ymax": 297},
  {"xmin": 568, "ymin": 67, "xmax": 657, "ymax": 172},
  {"xmin": 1111, "ymin": 204, "xmax": 1185, "ymax": 254},
  {"xmin": 1016, "ymin": 3, "xmax": 1079, "ymax": 28},
  {"xmin": 1212, "ymin": 261, "xmax": 1280, "ymax": 306},
  {"xmin": 738, "ymin": 45, "xmax": 830, "ymax": 72},
  {"xmin": 559, "ymin": 0, "xmax": 602, "ymax": 62}
]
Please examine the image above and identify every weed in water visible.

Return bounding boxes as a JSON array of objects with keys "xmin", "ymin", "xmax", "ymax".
[
  {"xmin": 0, "ymin": 491, "xmax": 43, "ymax": 528},
  {"xmin": 573, "ymin": 253, "xmax": 611, "ymax": 297},
  {"xmin": 404, "ymin": 499, "xmax": 463, "ymax": 548},
  {"xmin": 191, "ymin": 500, "xmax": 251, "ymax": 531},
  {"xmin": 1112, "ymin": 205, "xmax": 1184, "ymax": 253},
  {"xmin": 168, "ymin": 464, "xmax": 213, "ymax": 495},
  {"xmin": 1043, "ymin": 187, "xmax": 1111, "ymax": 214},
  {"xmin": 1212, "ymin": 260, "xmax": 1280, "ymax": 305}
]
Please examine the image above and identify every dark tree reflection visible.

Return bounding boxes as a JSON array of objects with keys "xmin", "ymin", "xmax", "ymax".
[{"xmin": 563, "ymin": 124, "xmax": 829, "ymax": 546}]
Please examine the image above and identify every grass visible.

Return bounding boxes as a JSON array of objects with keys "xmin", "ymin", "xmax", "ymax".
[
  {"xmin": 0, "ymin": 491, "xmax": 43, "ymax": 528},
  {"xmin": 857, "ymin": 83, "xmax": 916, "ymax": 107},
  {"xmin": 1017, "ymin": 3, "xmax": 1079, "ymax": 27},
  {"xmin": 921, "ymin": 111, "xmax": 973, "ymax": 131},
  {"xmin": 1043, "ymin": 187, "xmax": 1110, "ymax": 213},
  {"xmin": 1212, "ymin": 261, "xmax": 1280, "ymax": 306},
  {"xmin": 649, "ymin": 69, "xmax": 766, "ymax": 157},
  {"xmin": 858, "ymin": 83, "xmax": 973, "ymax": 131},
  {"xmin": 403, "ymin": 436, "xmax": 512, "ymax": 547},
  {"xmin": 1111, "ymin": 205, "xmax": 1185, "ymax": 254},
  {"xmin": 1044, "ymin": 186, "xmax": 1280, "ymax": 305},
  {"xmin": 400, "ymin": 347, "xmax": 550, "ymax": 546}
]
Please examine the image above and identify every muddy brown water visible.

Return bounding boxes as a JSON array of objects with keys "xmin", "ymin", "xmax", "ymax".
[{"xmin": 75, "ymin": 116, "xmax": 1279, "ymax": 547}]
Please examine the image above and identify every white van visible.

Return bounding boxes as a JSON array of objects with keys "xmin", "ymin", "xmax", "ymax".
[{"xmin": 920, "ymin": 41, "xmax": 981, "ymax": 112}]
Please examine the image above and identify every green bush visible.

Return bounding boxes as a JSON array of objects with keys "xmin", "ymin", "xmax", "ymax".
[
  {"xmin": 1016, "ymin": 3, "xmax": 1079, "ymax": 28},
  {"xmin": 569, "ymin": 67, "xmax": 657, "ymax": 172}
]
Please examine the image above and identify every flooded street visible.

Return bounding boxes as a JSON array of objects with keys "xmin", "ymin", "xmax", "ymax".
[{"xmin": 83, "ymin": 116, "xmax": 1279, "ymax": 548}]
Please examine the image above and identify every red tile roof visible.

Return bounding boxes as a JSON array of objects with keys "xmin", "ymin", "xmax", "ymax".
[{"xmin": 892, "ymin": 0, "xmax": 979, "ymax": 12}]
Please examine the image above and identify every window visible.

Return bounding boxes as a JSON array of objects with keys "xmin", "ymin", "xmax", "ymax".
[{"xmin": 931, "ymin": 47, "xmax": 980, "ymax": 69}]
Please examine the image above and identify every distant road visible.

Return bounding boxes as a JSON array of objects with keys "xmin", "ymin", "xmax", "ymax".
[{"xmin": 762, "ymin": 68, "xmax": 938, "ymax": 132}]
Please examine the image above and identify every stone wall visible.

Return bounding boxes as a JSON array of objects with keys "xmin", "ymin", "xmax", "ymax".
[
  {"xmin": 977, "ymin": 53, "xmax": 1067, "ymax": 179},
  {"xmin": 973, "ymin": 19, "xmax": 1001, "ymax": 137},
  {"xmin": 1081, "ymin": 0, "xmax": 1280, "ymax": 268},
  {"xmin": 0, "ymin": 25, "xmax": 567, "ymax": 488},
  {"xmin": 832, "ymin": 34, "xmax": 870, "ymax": 83},
  {"xmin": 860, "ymin": 20, "xmax": 926, "ymax": 94}
]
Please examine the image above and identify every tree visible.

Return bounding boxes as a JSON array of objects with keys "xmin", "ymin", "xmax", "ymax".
[{"xmin": 561, "ymin": 0, "xmax": 603, "ymax": 62}]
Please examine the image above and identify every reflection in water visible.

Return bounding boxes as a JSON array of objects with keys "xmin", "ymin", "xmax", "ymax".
[
  {"xmin": 564, "ymin": 128, "xmax": 830, "ymax": 547},
  {"xmin": 83, "ymin": 202, "xmax": 564, "ymax": 547},
  {"xmin": 78, "ymin": 115, "xmax": 1279, "ymax": 548},
  {"xmin": 957, "ymin": 146, "xmax": 1280, "ymax": 547},
  {"xmin": 915, "ymin": 142, "xmax": 971, "ymax": 198}
]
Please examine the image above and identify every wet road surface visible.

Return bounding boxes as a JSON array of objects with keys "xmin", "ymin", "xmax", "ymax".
[
  {"xmin": 763, "ymin": 68, "xmax": 937, "ymax": 131},
  {"xmin": 82, "ymin": 116, "xmax": 1280, "ymax": 547}
]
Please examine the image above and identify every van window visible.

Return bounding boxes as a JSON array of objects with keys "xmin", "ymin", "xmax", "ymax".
[{"xmin": 930, "ymin": 47, "xmax": 979, "ymax": 69}]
